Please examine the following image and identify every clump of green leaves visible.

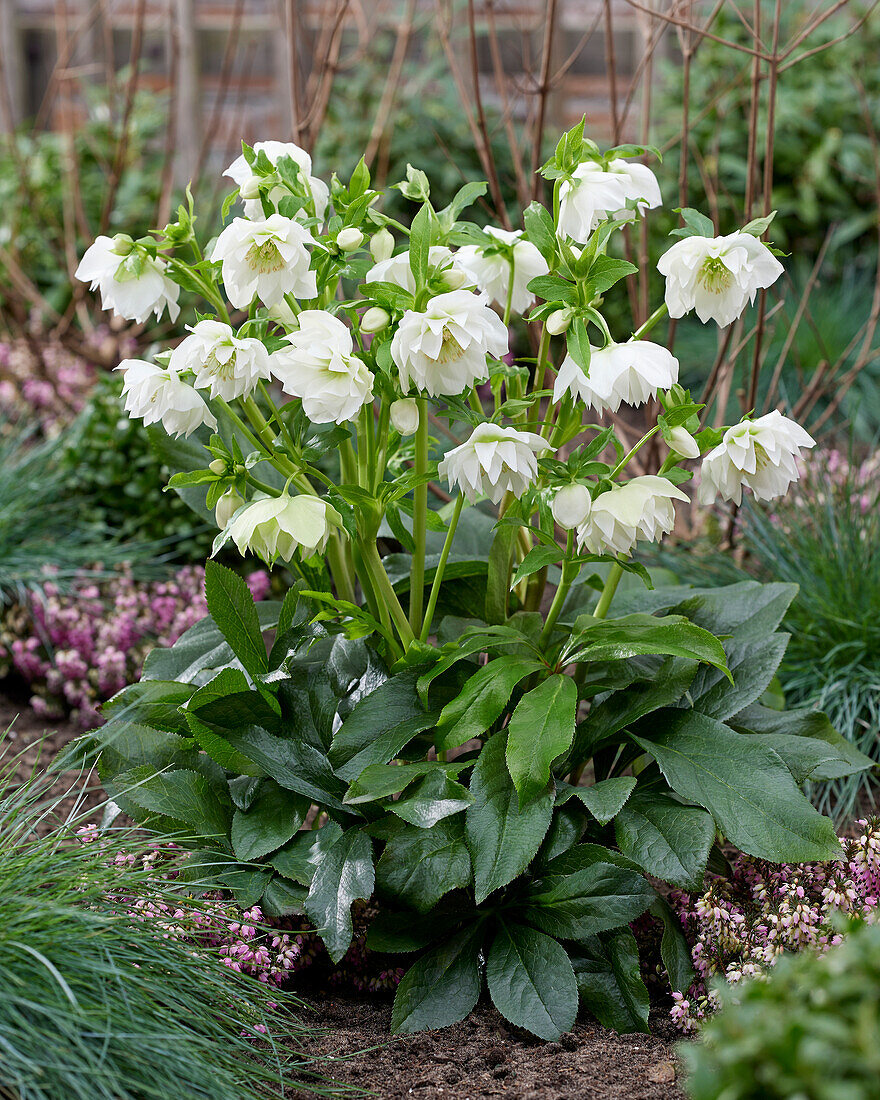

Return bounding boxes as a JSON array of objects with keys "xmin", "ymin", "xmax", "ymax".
[
  {"xmin": 682, "ymin": 920, "xmax": 880, "ymax": 1100},
  {"xmin": 0, "ymin": 740, "xmax": 333, "ymax": 1100},
  {"xmin": 76, "ymin": 563, "xmax": 870, "ymax": 1040}
]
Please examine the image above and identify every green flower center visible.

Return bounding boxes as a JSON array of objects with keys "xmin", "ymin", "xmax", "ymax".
[
  {"xmin": 437, "ymin": 327, "xmax": 465, "ymax": 364},
  {"xmin": 204, "ymin": 348, "xmax": 237, "ymax": 381},
  {"xmin": 245, "ymin": 239, "xmax": 284, "ymax": 273},
  {"xmin": 698, "ymin": 256, "xmax": 735, "ymax": 295}
]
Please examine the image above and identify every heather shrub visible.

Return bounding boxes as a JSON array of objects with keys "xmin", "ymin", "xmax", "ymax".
[
  {"xmin": 682, "ymin": 918, "xmax": 880, "ymax": 1100},
  {"xmin": 0, "ymin": 565, "xmax": 270, "ymax": 728},
  {"xmin": 667, "ymin": 816, "xmax": 880, "ymax": 1031}
]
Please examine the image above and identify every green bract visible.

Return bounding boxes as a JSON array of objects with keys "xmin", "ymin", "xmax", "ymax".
[{"xmin": 70, "ymin": 121, "xmax": 870, "ymax": 1040}]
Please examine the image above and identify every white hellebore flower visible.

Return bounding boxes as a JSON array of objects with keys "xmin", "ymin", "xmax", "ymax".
[
  {"xmin": 604, "ymin": 159, "xmax": 662, "ymax": 222},
  {"xmin": 438, "ymin": 422, "xmax": 553, "ymax": 505},
  {"xmin": 116, "ymin": 359, "xmax": 217, "ymax": 438},
  {"xmin": 577, "ymin": 476, "xmax": 689, "ymax": 556},
  {"xmin": 391, "ymin": 290, "xmax": 508, "ymax": 397},
  {"xmin": 658, "ymin": 231, "xmax": 784, "ymax": 328},
  {"xmin": 553, "ymin": 340, "xmax": 679, "ymax": 414},
  {"xmin": 210, "ymin": 215, "xmax": 316, "ymax": 309},
  {"xmin": 223, "ymin": 140, "xmax": 330, "ymax": 221},
  {"xmin": 76, "ymin": 236, "xmax": 180, "ymax": 323},
  {"xmin": 557, "ymin": 163, "xmax": 629, "ymax": 242},
  {"xmin": 169, "ymin": 320, "xmax": 271, "ymax": 401},
  {"xmin": 455, "ymin": 227, "xmax": 549, "ymax": 314},
  {"xmin": 270, "ymin": 310, "xmax": 374, "ymax": 424},
  {"xmin": 390, "ymin": 398, "xmax": 420, "ymax": 436},
  {"xmin": 229, "ymin": 493, "xmax": 342, "ymax": 563},
  {"xmin": 698, "ymin": 410, "xmax": 815, "ymax": 506},
  {"xmin": 552, "ymin": 484, "xmax": 592, "ymax": 530},
  {"xmin": 365, "ymin": 246, "xmax": 462, "ymax": 296}
]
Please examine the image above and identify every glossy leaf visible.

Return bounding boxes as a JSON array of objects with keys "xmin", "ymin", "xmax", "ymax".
[
  {"xmin": 557, "ymin": 776, "xmax": 637, "ymax": 825},
  {"xmin": 486, "ymin": 923, "xmax": 578, "ymax": 1041},
  {"xmin": 204, "ymin": 560, "xmax": 268, "ymax": 678},
  {"xmin": 391, "ymin": 927, "xmax": 483, "ymax": 1034},
  {"xmin": 436, "ymin": 656, "xmax": 544, "ymax": 753},
  {"xmin": 304, "ymin": 828, "xmax": 375, "ymax": 962},
  {"xmin": 614, "ymin": 790, "xmax": 715, "ymax": 889},
  {"xmin": 506, "ymin": 675, "xmax": 578, "ymax": 807},
  {"xmin": 570, "ymin": 928, "xmax": 649, "ymax": 1033},
  {"xmin": 376, "ymin": 817, "xmax": 472, "ymax": 913},
  {"xmin": 230, "ymin": 780, "xmax": 309, "ymax": 861},
  {"xmin": 523, "ymin": 861, "xmax": 655, "ymax": 940}
]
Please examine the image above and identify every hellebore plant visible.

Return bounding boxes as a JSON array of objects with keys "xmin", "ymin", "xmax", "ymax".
[{"xmin": 73, "ymin": 123, "xmax": 872, "ymax": 1040}]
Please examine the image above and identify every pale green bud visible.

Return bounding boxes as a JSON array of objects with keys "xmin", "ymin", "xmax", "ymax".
[
  {"xmin": 667, "ymin": 425, "xmax": 701, "ymax": 459},
  {"xmin": 215, "ymin": 487, "xmax": 245, "ymax": 530},
  {"xmin": 208, "ymin": 459, "xmax": 226, "ymax": 475},
  {"xmin": 337, "ymin": 227, "xmax": 364, "ymax": 252},
  {"xmin": 390, "ymin": 398, "xmax": 420, "ymax": 436},
  {"xmin": 370, "ymin": 228, "xmax": 395, "ymax": 263},
  {"xmin": 239, "ymin": 175, "xmax": 262, "ymax": 200},
  {"xmin": 442, "ymin": 268, "xmax": 468, "ymax": 291},
  {"xmin": 546, "ymin": 308, "xmax": 572, "ymax": 336},
  {"xmin": 361, "ymin": 306, "xmax": 391, "ymax": 333},
  {"xmin": 551, "ymin": 483, "xmax": 592, "ymax": 530}
]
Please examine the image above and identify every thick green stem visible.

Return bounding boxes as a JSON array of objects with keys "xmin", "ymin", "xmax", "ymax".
[
  {"xmin": 593, "ymin": 562, "xmax": 624, "ymax": 620},
  {"xmin": 361, "ymin": 540, "xmax": 416, "ymax": 648},
  {"xmin": 632, "ymin": 302, "xmax": 669, "ymax": 341},
  {"xmin": 420, "ymin": 495, "xmax": 464, "ymax": 642},
  {"xmin": 326, "ymin": 533, "xmax": 356, "ymax": 605},
  {"xmin": 609, "ymin": 425, "xmax": 660, "ymax": 479},
  {"xmin": 409, "ymin": 398, "xmax": 429, "ymax": 632},
  {"xmin": 528, "ymin": 325, "xmax": 551, "ymax": 431},
  {"xmin": 539, "ymin": 531, "xmax": 576, "ymax": 647}
]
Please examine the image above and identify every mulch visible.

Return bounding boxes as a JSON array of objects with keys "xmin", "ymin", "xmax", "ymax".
[{"xmin": 1, "ymin": 689, "xmax": 690, "ymax": 1100}]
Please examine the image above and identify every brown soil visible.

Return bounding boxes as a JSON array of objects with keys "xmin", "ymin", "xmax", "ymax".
[{"xmin": 291, "ymin": 995, "xmax": 687, "ymax": 1100}]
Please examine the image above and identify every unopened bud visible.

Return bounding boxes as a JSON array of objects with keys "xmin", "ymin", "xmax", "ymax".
[
  {"xmin": 551, "ymin": 483, "xmax": 592, "ymax": 530},
  {"xmin": 337, "ymin": 227, "xmax": 363, "ymax": 252},
  {"xmin": 370, "ymin": 228, "xmax": 395, "ymax": 263},
  {"xmin": 546, "ymin": 308, "xmax": 572, "ymax": 336},
  {"xmin": 215, "ymin": 487, "xmax": 245, "ymax": 530},
  {"xmin": 208, "ymin": 459, "xmax": 227, "ymax": 475},
  {"xmin": 361, "ymin": 306, "xmax": 391, "ymax": 333},
  {"xmin": 239, "ymin": 175, "xmax": 262, "ymax": 200},
  {"xmin": 390, "ymin": 398, "xmax": 420, "ymax": 436},
  {"xmin": 267, "ymin": 300, "xmax": 299, "ymax": 328},
  {"xmin": 442, "ymin": 267, "xmax": 468, "ymax": 291},
  {"xmin": 667, "ymin": 425, "xmax": 700, "ymax": 460}
]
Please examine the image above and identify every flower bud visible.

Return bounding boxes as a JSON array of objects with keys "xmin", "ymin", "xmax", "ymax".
[
  {"xmin": 546, "ymin": 308, "xmax": 572, "ymax": 336},
  {"xmin": 267, "ymin": 300, "xmax": 299, "ymax": 328},
  {"xmin": 238, "ymin": 175, "xmax": 262, "ymax": 201},
  {"xmin": 208, "ymin": 458, "xmax": 227, "ymax": 475},
  {"xmin": 667, "ymin": 425, "xmax": 701, "ymax": 460},
  {"xmin": 215, "ymin": 487, "xmax": 245, "ymax": 530},
  {"xmin": 390, "ymin": 398, "xmax": 420, "ymax": 436},
  {"xmin": 551, "ymin": 483, "xmax": 592, "ymax": 530},
  {"xmin": 361, "ymin": 306, "xmax": 391, "ymax": 334},
  {"xmin": 337, "ymin": 227, "xmax": 363, "ymax": 252},
  {"xmin": 442, "ymin": 268, "xmax": 468, "ymax": 291},
  {"xmin": 370, "ymin": 228, "xmax": 395, "ymax": 263},
  {"xmin": 110, "ymin": 233, "xmax": 135, "ymax": 256}
]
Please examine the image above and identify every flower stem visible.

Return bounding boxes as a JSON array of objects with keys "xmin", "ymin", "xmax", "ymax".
[
  {"xmin": 632, "ymin": 302, "xmax": 669, "ymax": 341},
  {"xmin": 361, "ymin": 540, "xmax": 416, "ymax": 649},
  {"xmin": 609, "ymin": 425, "xmax": 660, "ymax": 478},
  {"xmin": 409, "ymin": 398, "xmax": 429, "ymax": 632},
  {"xmin": 593, "ymin": 562, "xmax": 624, "ymax": 620},
  {"xmin": 539, "ymin": 531, "xmax": 576, "ymax": 647},
  {"xmin": 528, "ymin": 325, "xmax": 551, "ymax": 431},
  {"xmin": 420, "ymin": 495, "xmax": 464, "ymax": 642}
]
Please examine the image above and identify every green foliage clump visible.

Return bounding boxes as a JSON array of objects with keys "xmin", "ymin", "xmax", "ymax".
[
  {"xmin": 683, "ymin": 920, "xmax": 880, "ymax": 1100},
  {"xmin": 0, "ymin": 744, "xmax": 330, "ymax": 1100},
  {"xmin": 58, "ymin": 371, "xmax": 214, "ymax": 561}
]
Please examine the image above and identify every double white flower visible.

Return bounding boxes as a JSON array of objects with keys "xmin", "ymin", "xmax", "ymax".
[
  {"xmin": 439, "ymin": 423, "xmax": 552, "ymax": 504},
  {"xmin": 116, "ymin": 359, "xmax": 217, "ymax": 438},
  {"xmin": 577, "ymin": 476, "xmax": 688, "ymax": 556},
  {"xmin": 365, "ymin": 246, "xmax": 463, "ymax": 295},
  {"xmin": 210, "ymin": 214, "xmax": 316, "ymax": 309},
  {"xmin": 228, "ymin": 493, "xmax": 343, "ymax": 564},
  {"xmin": 169, "ymin": 320, "xmax": 271, "ymax": 401},
  {"xmin": 553, "ymin": 340, "xmax": 679, "ymax": 414},
  {"xmin": 698, "ymin": 410, "xmax": 815, "ymax": 505},
  {"xmin": 455, "ymin": 227, "xmax": 549, "ymax": 314},
  {"xmin": 76, "ymin": 236, "xmax": 180, "ymax": 324},
  {"xmin": 658, "ymin": 231, "xmax": 784, "ymax": 328},
  {"xmin": 391, "ymin": 290, "xmax": 509, "ymax": 397},
  {"xmin": 224, "ymin": 140, "xmax": 330, "ymax": 222},
  {"xmin": 558, "ymin": 159, "xmax": 661, "ymax": 242},
  {"xmin": 270, "ymin": 310, "xmax": 374, "ymax": 424}
]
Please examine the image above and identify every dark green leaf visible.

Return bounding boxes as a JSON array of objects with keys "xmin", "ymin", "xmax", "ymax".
[
  {"xmin": 377, "ymin": 817, "xmax": 472, "ymax": 913},
  {"xmin": 506, "ymin": 675, "xmax": 578, "ymax": 807},
  {"xmin": 687, "ymin": 634, "xmax": 789, "ymax": 720},
  {"xmin": 567, "ymin": 614, "xmax": 730, "ymax": 676},
  {"xmin": 486, "ymin": 923, "xmax": 578, "ymax": 1041},
  {"xmin": 523, "ymin": 861, "xmax": 655, "ymax": 940},
  {"xmin": 305, "ymin": 828, "xmax": 375, "ymax": 962},
  {"xmin": 366, "ymin": 911, "xmax": 448, "ymax": 953},
  {"xmin": 633, "ymin": 710, "xmax": 844, "ymax": 862},
  {"xmin": 270, "ymin": 821, "xmax": 343, "ymax": 886},
  {"xmin": 510, "ymin": 544, "xmax": 564, "ymax": 589},
  {"xmin": 390, "ymin": 769, "xmax": 473, "ymax": 828},
  {"xmin": 230, "ymin": 780, "xmax": 310, "ymax": 861},
  {"xmin": 204, "ymin": 561, "xmax": 268, "ymax": 678},
  {"xmin": 557, "ymin": 777, "xmax": 637, "ymax": 825},
  {"xmin": 650, "ymin": 896, "xmax": 694, "ymax": 993},
  {"xmin": 614, "ymin": 790, "xmax": 715, "ymax": 889},
  {"xmin": 466, "ymin": 733, "xmax": 554, "ymax": 904},
  {"xmin": 437, "ymin": 656, "xmax": 544, "ymax": 753},
  {"xmin": 391, "ymin": 926, "xmax": 483, "ymax": 1034},
  {"xmin": 117, "ymin": 766, "xmax": 231, "ymax": 840},
  {"xmin": 344, "ymin": 760, "xmax": 468, "ymax": 805},
  {"xmin": 570, "ymin": 929, "xmax": 649, "ymax": 1033}
]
